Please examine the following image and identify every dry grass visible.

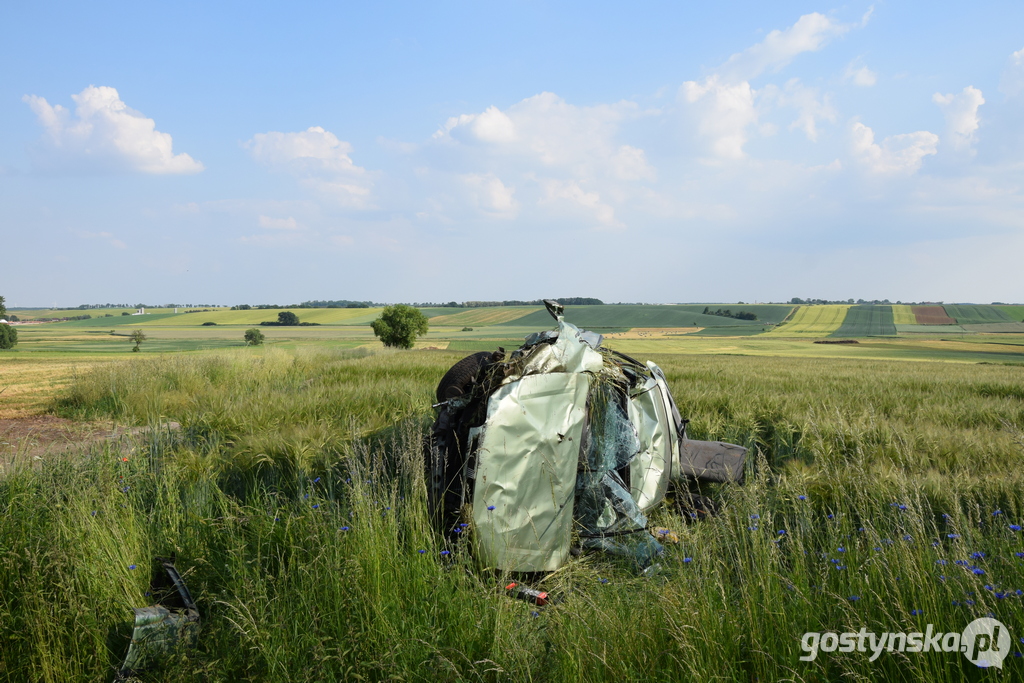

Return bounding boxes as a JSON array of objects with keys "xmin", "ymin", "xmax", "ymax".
[{"xmin": 0, "ymin": 357, "xmax": 111, "ymax": 418}]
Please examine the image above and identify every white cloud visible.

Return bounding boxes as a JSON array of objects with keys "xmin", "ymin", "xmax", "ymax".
[
  {"xmin": 461, "ymin": 173, "xmax": 518, "ymax": 217},
  {"xmin": 932, "ymin": 86, "xmax": 984, "ymax": 152},
  {"xmin": 844, "ymin": 62, "xmax": 877, "ymax": 87},
  {"xmin": 247, "ymin": 126, "xmax": 373, "ymax": 208},
  {"xmin": 258, "ymin": 215, "xmax": 300, "ymax": 230},
  {"xmin": 850, "ymin": 122, "xmax": 938, "ymax": 174},
  {"xmin": 540, "ymin": 179, "xmax": 620, "ymax": 228},
  {"xmin": 77, "ymin": 230, "xmax": 127, "ymax": 249},
  {"xmin": 22, "ymin": 86, "xmax": 203, "ymax": 174},
  {"xmin": 775, "ymin": 79, "xmax": 836, "ymax": 142},
  {"xmin": 681, "ymin": 13, "xmax": 855, "ymax": 159},
  {"xmin": 998, "ymin": 47, "xmax": 1024, "ymax": 96},
  {"xmin": 719, "ymin": 13, "xmax": 853, "ymax": 82}
]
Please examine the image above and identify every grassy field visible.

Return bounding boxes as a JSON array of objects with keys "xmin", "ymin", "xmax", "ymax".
[
  {"xmin": 423, "ymin": 307, "xmax": 540, "ymax": 326},
  {"xmin": 830, "ymin": 305, "xmax": 896, "ymax": 338},
  {"xmin": 996, "ymin": 305, "xmax": 1024, "ymax": 321},
  {"xmin": 499, "ymin": 304, "xmax": 794, "ymax": 330},
  {"xmin": 942, "ymin": 305, "xmax": 1014, "ymax": 325},
  {"xmin": 1, "ymin": 347, "xmax": 1023, "ymax": 682},
  {"xmin": 891, "ymin": 305, "xmax": 917, "ymax": 325},
  {"xmin": 765, "ymin": 305, "xmax": 851, "ymax": 337}
]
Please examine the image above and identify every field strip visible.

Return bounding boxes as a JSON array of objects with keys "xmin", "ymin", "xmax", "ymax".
[
  {"xmin": 891, "ymin": 305, "xmax": 917, "ymax": 325},
  {"xmin": 912, "ymin": 306, "xmax": 956, "ymax": 325},
  {"xmin": 427, "ymin": 307, "xmax": 540, "ymax": 326},
  {"xmin": 764, "ymin": 305, "xmax": 851, "ymax": 337},
  {"xmin": 603, "ymin": 327, "xmax": 702, "ymax": 339}
]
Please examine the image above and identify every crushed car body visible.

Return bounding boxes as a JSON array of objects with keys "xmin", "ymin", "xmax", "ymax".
[{"xmin": 426, "ymin": 300, "xmax": 747, "ymax": 573}]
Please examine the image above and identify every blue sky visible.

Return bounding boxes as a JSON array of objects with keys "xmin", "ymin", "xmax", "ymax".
[{"xmin": 2, "ymin": 1, "xmax": 1023, "ymax": 306}]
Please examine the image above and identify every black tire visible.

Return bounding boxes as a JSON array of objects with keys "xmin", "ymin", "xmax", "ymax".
[{"xmin": 435, "ymin": 351, "xmax": 492, "ymax": 402}]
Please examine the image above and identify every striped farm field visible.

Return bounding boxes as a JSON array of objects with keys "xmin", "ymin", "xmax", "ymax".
[
  {"xmin": 890, "ymin": 305, "xmax": 916, "ymax": 325},
  {"xmin": 830, "ymin": 305, "xmax": 896, "ymax": 337},
  {"xmin": 911, "ymin": 306, "xmax": 956, "ymax": 325},
  {"xmin": 130, "ymin": 308, "xmax": 384, "ymax": 327},
  {"xmin": 941, "ymin": 305, "xmax": 1014, "ymax": 325},
  {"xmin": 764, "ymin": 305, "xmax": 850, "ymax": 337},
  {"xmin": 426, "ymin": 307, "xmax": 540, "ymax": 327},
  {"xmin": 995, "ymin": 305, "xmax": 1024, "ymax": 321}
]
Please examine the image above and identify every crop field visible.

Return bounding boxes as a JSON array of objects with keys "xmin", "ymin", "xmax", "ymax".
[
  {"xmin": 911, "ymin": 306, "xmax": 956, "ymax": 325},
  {"xmin": 764, "ymin": 305, "xmax": 850, "ymax": 337},
  {"xmin": 500, "ymin": 304, "xmax": 793, "ymax": 330},
  {"xmin": 890, "ymin": 304, "xmax": 917, "ymax": 325},
  {"xmin": 996, "ymin": 305, "xmax": 1024, "ymax": 321},
  {"xmin": 962, "ymin": 322, "xmax": 1024, "ymax": 333},
  {"xmin": 941, "ymin": 305, "xmax": 1014, "ymax": 325},
  {"xmin": 1, "ymin": 347, "xmax": 1023, "ymax": 682},
  {"xmin": 895, "ymin": 324, "xmax": 966, "ymax": 335},
  {"xmin": 424, "ymin": 307, "xmax": 540, "ymax": 326},
  {"xmin": 830, "ymin": 305, "xmax": 896, "ymax": 338}
]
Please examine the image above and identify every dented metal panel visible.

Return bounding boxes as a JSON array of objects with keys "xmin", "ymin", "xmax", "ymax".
[
  {"xmin": 471, "ymin": 372, "xmax": 589, "ymax": 571},
  {"xmin": 627, "ymin": 377, "xmax": 672, "ymax": 512}
]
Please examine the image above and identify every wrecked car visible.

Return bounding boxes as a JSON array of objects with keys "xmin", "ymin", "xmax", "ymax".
[{"xmin": 426, "ymin": 300, "xmax": 747, "ymax": 572}]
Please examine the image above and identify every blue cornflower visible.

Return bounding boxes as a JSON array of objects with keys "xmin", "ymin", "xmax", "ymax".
[
  {"xmin": 985, "ymin": 585, "xmax": 993, "ymax": 591},
  {"xmin": 313, "ymin": 477, "xmax": 321, "ymax": 483},
  {"xmin": 339, "ymin": 526, "xmax": 350, "ymax": 531},
  {"xmin": 972, "ymin": 567, "xmax": 985, "ymax": 576},
  {"xmin": 848, "ymin": 595, "xmax": 860, "ymax": 601},
  {"xmin": 748, "ymin": 526, "xmax": 759, "ymax": 531},
  {"xmin": 936, "ymin": 559, "xmax": 948, "ymax": 565},
  {"xmin": 902, "ymin": 534, "xmax": 913, "ymax": 541},
  {"xmin": 834, "ymin": 565, "xmax": 846, "ymax": 570},
  {"xmin": 996, "ymin": 592, "xmax": 1007, "ymax": 599},
  {"xmin": 932, "ymin": 541, "xmax": 940, "ymax": 547},
  {"xmin": 778, "ymin": 529, "xmax": 786, "ymax": 535},
  {"xmin": 858, "ymin": 527, "xmax": 865, "ymax": 532},
  {"xmin": 304, "ymin": 493, "xmax": 309, "ymax": 499},
  {"xmin": 128, "ymin": 564, "xmax": 137, "ymax": 570},
  {"xmin": 1017, "ymin": 590, "xmax": 1024, "ymax": 596},
  {"xmin": 274, "ymin": 517, "xmax": 280, "ymax": 521},
  {"xmin": 952, "ymin": 600, "xmax": 959, "ymax": 606},
  {"xmin": 1010, "ymin": 525, "xmax": 1022, "ymax": 532},
  {"xmin": 312, "ymin": 504, "xmax": 319, "ymax": 509},
  {"xmin": 487, "ymin": 505, "xmax": 495, "ymax": 511},
  {"xmin": 750, "ymin": 514, "xmax": 760, "ymax": 520},
  {"xmin": 874, "ymin": 547, "xmax": 882, "ymax": 552},
  {"xmin": 971, "ymin": 551, "xmax": 985, "ymax": 559},
  {"xmin": 91, "ymin": 511, "xmax": 96, "ymax": 516},
  {"xmin": 683, "ymin": 557, "xmax": 693, "ymax": 563},
  {"xmin": 910, "ymin": 609, "xmax": 922, "ymax": 616},
  {"xmin": 882, "ymin": 538, "xmax": 894, "ymax": 545},
  {"xmin": 418, "ymin": 549, "xmax": 426, "ymax": 554},
  {"xmin": 600, "ymin": 578, "xmax": 609, "ymax": 584},
  {"xmin": 966, "ymin": 599, "xmax": 975, "ymax": 606},
  {"xmin": 531, "ymin": 611, "xmax": 539, "ymax": 618},
  {"xmin": 837, "ymin": 547, "xmax": 846, "ymax": 553},
  {"xmin": 798, "ymin": 495, "xmax": 807, "ymax": 501},
  {"xmin": 993, "ymin": 510, "xmax": 1003, "ymax": 516},
  {"xmin": 830, "ymin": 558, "xmax": 840, "ymax": 564},
  {"xmin": 827, "ymin": 514, "xmax": 834, "ymax": 519},
  {"xmin": 943, "ymin": 514, "xmax": 950, "ymax": 519},
  {"xmin": 940, "ymin": 575, "xmax": 947, "ymax": 581},
  {"xmin": 1016, "ymin": 552, "xmax": 1024, "ymax": 558},
  {"xmin": 440, "ymin": 550, "xmax": 450, "ymax": 556}
]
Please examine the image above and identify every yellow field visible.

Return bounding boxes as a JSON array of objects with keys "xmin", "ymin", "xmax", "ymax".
[
  {"xmin": 133, "ymin": 308, "xmax": 384, "ymax": 327},
  {"xmin": 603, "ymin": 327, "xmax": 702, "ymax": 339},
  {"xmin": 891, "ymin": 304, "xmax": 917, "ymax": 325},
  {"xmin": 764, "ymin": 305, "xmax": 851, "ymax": 337},
  {"xmin": 427, "ymin": 307, "xmax": 540, "ymax": 326},
  {"xmin": 0, "ymin": 357, "xmax": 111, "ymax": 418}
]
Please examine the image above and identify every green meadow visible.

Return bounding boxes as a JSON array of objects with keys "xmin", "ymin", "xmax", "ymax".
[{"xmin": 1, "ymin": 343, "xmax": 1023, "ymax": 682}]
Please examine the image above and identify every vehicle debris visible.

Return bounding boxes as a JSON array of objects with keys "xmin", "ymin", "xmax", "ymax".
[{"xmin": 426, "ymin": 300, "xmax": 747, "ymax": 574}]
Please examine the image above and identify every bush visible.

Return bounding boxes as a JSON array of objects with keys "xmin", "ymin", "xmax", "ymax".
[
  {"xmin": 121, "ymin": 311, "xmax": 130, "ymax": 316},
  {"xmin": 371, "ymin": 305, "xmax": 429, "ymax": 349},
  {"xmin": 202, "ymin": 321, "xmax": 218, "ymax": 326},
  {"xmin": 0, "ymin": 323, "xmax": 17, "ymax": 349},
  {"xmin": 244, "ymin": 328, "xmax": 265, "ymax": 346},
  {"xmin": 461, "ymin": 327, "xmax": 473, "ymax": 331}
]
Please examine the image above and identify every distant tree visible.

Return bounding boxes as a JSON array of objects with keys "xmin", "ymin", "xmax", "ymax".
[
  {"xmin": 7, "ymin": 315, "xmax": 17, "ymax": 322},
  {"xmin": 0, "ymin": 323, "xmax": 16, "ymax": 350},
  {"xmin": 0, "ymin": 295, "xmax": 6, "ymax": 319},
  {"xmin": 278, "ymin": 311, "xmax": 299, "ymax": 325},
  {"xmin": 244, "ymin": 328, "xmax": 265, "ymax": 346},
  {"xmin": 122, "ymin": 311, "xmax": 131, "ymax": 316},
  {"xmin": 371, "ymin": 304, "xmax": 429, "ymax": 349},
  {"xmin": 129, "ymin": 329, "xmax": 146, "ymax": 352}
]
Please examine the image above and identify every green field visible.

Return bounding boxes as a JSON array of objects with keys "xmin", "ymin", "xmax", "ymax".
[
  {"xmin": 764, "ymin": 305, "xmax": 850, "ymax": 337},
  {"xmin": 2, "ymin": 347, "xmax": 1023, "ymax": 682},
  {"xmin": 890, "ymin": 304, "xmax": 917, "ymax": 325},
  {"xmin": 830, "ymin": 305, "xmax": 896, "ymax": 338},
  {"xmin": 941, "ymin": 305, "xmax": 1014, "ymax": 325},
  {"xmin": 995, "ymin": 305, "xmax": 1024, "ymax": 322},
  {"xmin": 500, "ymin": 304, "xmax": 794, "ymax": 330}
]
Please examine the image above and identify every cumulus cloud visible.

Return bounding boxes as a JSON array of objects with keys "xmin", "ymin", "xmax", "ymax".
[
  {"xmin": 461, "ymin": 173, "xmax": 518, "ymax": 217},
  {"xmin": 844, "ymin": 62, "xmax": 877, "ymax": 87},
  {"xmin": 850, "ymin": 122, "xmax": 938, "ymax": 174},
  {"xmin": 540, "ymin": 179, "xmax": 620, "ymax": 228},
  {"xmin": 682, "ymin": 13, "xmax": 854, "ymax": 158},
  {"xmin": 774, "ymin": 79, "xmax": 836, "ymax": 142},
  {"xmin": 258, "ymin": 215, "xmax": 300, "ymax": 230},
  {"xmin": 22, "ymin": 86, "xmax": 203, "ymax": 174},
  {"xmin": 999, "ymin": 47, "xmax": 1024, "ymax": 96},
  {"xmin": 932, "ymin": 86, "xmax": 984, "ymax": 152},
  {"xmin": 247, "ymin": 126, "xmax": 373, "ymax": 208}
]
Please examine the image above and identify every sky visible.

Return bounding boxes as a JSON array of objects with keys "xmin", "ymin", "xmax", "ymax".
[{"xmin": 2, "ymin": 1, "xmax": 1024, "ymax": 306}]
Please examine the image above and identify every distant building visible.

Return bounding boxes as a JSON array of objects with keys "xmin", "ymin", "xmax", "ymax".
[{"xmin": 133, "ymin": 308, "xmax": 145, "ymax": 315}]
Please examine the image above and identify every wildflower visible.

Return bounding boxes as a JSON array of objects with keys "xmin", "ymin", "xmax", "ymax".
[
  {"xmin": 858, "ymin": 527, "xmax": 865, "ymax": 532},
  {"xmin": 985, "ymin": 585, "xmax": 994, "ymax": 591},
  {"xmin": 777, "ymin": 529, "xmax": 786, "ymax": 535},
  {"xmin": 121, "ymin": 486, "xmax": 130, "ymax": 493},
  {"xmin": 940, "ymin": 575, "xmax": 947, "ymax": 581},
  {"xmin": 128, "ymin": 564, "xmax": 137, "ymax": 570},
  {"xmin": 750, "ymin": 514, "xmax": 760, "ymax": 520},
  {"xmin": 837, "ymin": 547, "xmax": 846, "ymax": 553},
  {"xmin": 122, "ymin": 457, "xmax": 128, "ymax": 462},
  {"xmin": 955, "ymin": 559, "xmax": 968, "ymax": 566},
  {"xmin": 882, "ymin": 538, "xmax": 894, "ymax": 545},
  {"xmin": 827, "ymin": 514, "xmax": 834, "ymax": 520},
  {"xmin": 418, "ymin": 549, "xmax": 426, "ymax": 554},
  {"xmin": 831, "ymin": 558, "xmax": 840, "ymax": 564},
  {"xmin": 874, "ymin": 547, "xmax": 882, "ymax": 552},
  {"xmin": 1010, "ymin": 524, "xmax": 1022, "ymax": 531},
  {"xmin": 385, "ymin": 507, "xmax": 391, "ymax": 510},
  {"xmin": 312, "ymin": 504, "xmax": 319, "ymax": 509},
  {"xmin": 972, "ymin": 567, "xmax": 985, "ymax": 576},
  {"xmin": 531, "ymin": 611, "xmax": 539, "ymax": 618},
  {"xmin": 942, "ymin": 514, "xmax": 950, "ymax": 519},
  {"xmin": 748, "ymin": 526, "xmax": 758, "ymax": 531},
  {"xmin": 600, "ymin": 578, "xmax": 609, "ymax": 584},
  {"xmin": 932, "ymin": 541, "xmax": 939, "ymax": 547},
  {"xmin": 1017, "ymin": 590, "xmax": 1023, "ymax": 596},
  {"xmin": 993, "ymin": 510, "xmax": 1003, "ymax": 516},
  {"xmin": 902, "ymin": 534, "xmax": 912, "ymax": 541},
  {"xmin": 848, "ymin": 595, "xmax": 860, "ymax": 601},
  {"xmin": 911, "ymin": 609, "xmax": 922, "ymax": 616},
  {"xmin": 936, "ymin": 559, "xmax": 948, "ymax": 565},
  {"xmin": 339, "ymin": 526, "xmax": 350, "ymax": 531},
  {"xmin": 91, "ymin": 511, "xmax": 96, "ymax": 516},
  {"xmin": 487, "ymin": 505, "xmax": 495, "ymax": 511},
  {"xmin": 966, "ymin": 599, "xmax": 975, "ymax": 606},
  {"xmin": 798, "ymin": 495, "xmax": 807, "ymax": 501},
  {"xmin": 440, "ymin": 550, "xmax": 450, "ymax": 556},
  {"xmin": 1016, "ymin": 552, "xmax": 1024, "ymax": 558},
  {"xmin": 274, "ymin": 517, "xmax": 280, "ymax": 521},
  {"xmin": 683, "ymin": 557, "xmax": 693, "ymax": 563},
  {"xmin": 834, "ymin": 565, "xmax": 847, "ymax": 571},
  {"xmin": 996, "ymin": 592, "xmax": 1006, "ymax": 599},
  {"xmin": 971, "ymin": 551, "xmax": 985, "ymax": 559}
]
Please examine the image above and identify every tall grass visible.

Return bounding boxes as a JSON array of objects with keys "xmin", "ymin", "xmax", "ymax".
[{"xmin": 1, "ymin": 348, "xmax": 1023, "ymax": 681}]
